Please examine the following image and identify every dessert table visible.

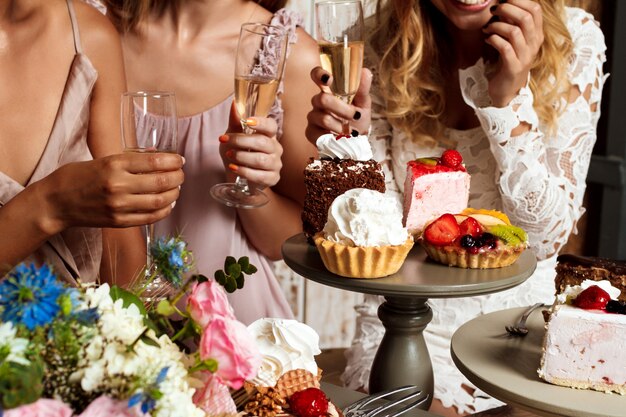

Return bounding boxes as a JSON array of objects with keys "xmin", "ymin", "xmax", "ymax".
[
  {"xmin": 282, "ymin": 233, "xmax": 537, "ymax": 410},
  {"xmin": 451, "ymin": 306, "xmax": 626, "ymax": 417}
]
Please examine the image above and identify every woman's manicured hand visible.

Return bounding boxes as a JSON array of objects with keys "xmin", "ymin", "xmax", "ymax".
[
  {"xmin": 305, "ymin": 67, "xmax": 372, "ymax": 144},
  {"xmin": 219, "ymin": 103, "xmax": 283, "ymax": 190},
  {"xmin": 483, "ymin": 0, "xmax": 544, "ymax": 107}
]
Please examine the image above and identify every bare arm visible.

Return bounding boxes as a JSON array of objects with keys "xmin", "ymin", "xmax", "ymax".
[{"xmin": 237, "ymin": 27, "xmax": 320, "ymax": 260}]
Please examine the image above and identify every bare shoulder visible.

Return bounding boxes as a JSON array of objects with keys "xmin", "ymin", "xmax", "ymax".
[
  {"xmin": 285, "ymin": 27, "xmax": 320, "ymax": 80},
  {"xmin": 71, "ymin": 1, "xmax": 123, "ymax": 61}
]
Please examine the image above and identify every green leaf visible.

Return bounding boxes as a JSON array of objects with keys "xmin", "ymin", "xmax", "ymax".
[
  {"xmin": 235, "ymin": 274, "xmax": 245, "ymax": 289},
  {"xmin": 224, "ymin": 277, "xmax": 237, "ymax": 293},
  {"xmin": 110, "ymin": 285, "xmax": 147, "ymax": 317},
  {"xmin": 189, "ymin": 358, "xmax": 218, "ymax": 373},
  {"xmin": 139, "ymin": 333, "xmax": 160, "ymax": 348},
  {"xmin": 238, "ymin": 256, "xmax": 250, "ymax": 270},
  {"xmin": 243, "ymin": 263, "xmax": 258, "ymax": 275},
  {"xmin": 224, "ymin": 256, "xmax": 237, "ymax": 270},
  {"xmin": 214, "ymin": 270, "xmax": 227, "ymax": 285},
  {"xmin": 156, "ymin": 299, "xmax": 176, "ymax": 316},
  {"xmin": 195, "ymin": 274, "xmax": 209, "ymax": 283},
  {"xmin": 227, "ymin": 263, "xmax": 241, "ymax": 279},
  {"xmin": 58, "ymin": 293, "xmax": 73, "ymax": 316}
]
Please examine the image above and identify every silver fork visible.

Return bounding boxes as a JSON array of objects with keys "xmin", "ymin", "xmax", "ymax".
[
  {"xmin": 343, "ymin": 385, "xmax": 429, "ymax": 417},
  {"xmin": 505, "ymin": 302, "xmax": 546, "ymax": 336}
]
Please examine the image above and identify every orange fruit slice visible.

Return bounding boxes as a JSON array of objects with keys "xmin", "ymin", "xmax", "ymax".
[{"xmin": 461, "ymin": 208, "xmax": 511, "ymax": 225}]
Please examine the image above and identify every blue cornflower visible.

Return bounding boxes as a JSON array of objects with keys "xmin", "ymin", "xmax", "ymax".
[
  {"xmin": 0, "ymin": 264, "xmax": 68, "ymax": 330},
  {"xmin": 128, "ymin": 366, "xmax": 169, "ymax": 413},
  {"xmin": 150, "ymin": 236, "xmax": 192, "ymax": 288}
]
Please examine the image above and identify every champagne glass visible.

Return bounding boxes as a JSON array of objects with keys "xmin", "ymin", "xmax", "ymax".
[
  {"xmin": 316, "ymin": 0, "xmax": 365, "ymax": 136},
  {"xmin": 121, "ymin": 91, "xmax": 177, "ymax": 301},
  {"xmin": 210, "ymin": 23, "xmax": 288, "ymax": 209}
]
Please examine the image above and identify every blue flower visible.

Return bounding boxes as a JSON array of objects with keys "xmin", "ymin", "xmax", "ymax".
[
  {"xmin": 0, "ymin": 264, "xmax": 67, "ymax": 330},
  {"xmin": 149, "ymin": 236, "xmax": 192, "ymax": 288},
  {"xmin": 128, "ymin": 366, "xmax": 169, "ymax": 413}
]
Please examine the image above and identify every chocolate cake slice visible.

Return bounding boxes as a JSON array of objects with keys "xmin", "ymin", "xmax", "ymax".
[
  {"xmin": 301, "ymin": 157, "xmax": 385, "ymax": 241},
  {"xmin": 555, "ymin": 254, "xmax": 626, "ymax": 301}
]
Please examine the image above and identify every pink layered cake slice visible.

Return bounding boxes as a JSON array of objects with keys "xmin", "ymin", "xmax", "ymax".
[{"xmin": 403, "ymin": 150, "xmax": 470, "ymax": 235}]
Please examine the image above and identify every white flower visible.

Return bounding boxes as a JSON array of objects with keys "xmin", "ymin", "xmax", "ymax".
[{"xmin": 0, "ymin": 322, "xmax": 30, "ymax": 366}]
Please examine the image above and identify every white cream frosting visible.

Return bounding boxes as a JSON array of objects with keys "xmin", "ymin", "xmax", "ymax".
[
  {"xmin": 323, "ymin": 188, "xmax": 409, "ymax": 247},
  {"xmin": 316, "ymin": 133, "xmax": 373, "ymax": 161},
  {"xmin": 556, "ymin": 279, "xmax": 622, "ymax": 305},
  {"xmin": 247, "ymin": 318, "xmax": 321, "ymax": 387}
]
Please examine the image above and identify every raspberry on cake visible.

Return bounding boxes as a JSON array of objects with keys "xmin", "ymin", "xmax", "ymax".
[
  {"xmin": 538, "ymin": 279, "xmax": 626, "ymax": 395},
  {"xmin": 302, "ymin": 133, "xmax": 385, "ymax": 241},
  {"xmin": 403, "ymin": 150, "xmax": 470, "ymax": 236},
  {"xmin": 314, "ymin": 188, "xmax": 413, "ymax": 278},
  {"xmin": 554, "ymin": 254, "xmax": 626, "ymax": 301},
  {"xmin": 419, "ymin": 208, "xmax": 528, "ymax": 269}
]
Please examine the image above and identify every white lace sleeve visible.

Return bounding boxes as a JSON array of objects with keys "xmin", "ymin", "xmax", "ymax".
[{"xmin": 459, "ymin": 7, "xmax": 608, "ymax": 260}]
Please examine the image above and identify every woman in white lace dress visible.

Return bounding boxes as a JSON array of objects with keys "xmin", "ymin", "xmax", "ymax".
[{"xmin": 306, "ymin": 0, "xmax": 607, "ymax": 415}]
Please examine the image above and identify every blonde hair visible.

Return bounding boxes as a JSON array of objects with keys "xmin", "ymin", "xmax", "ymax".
[{"xmin": 368, "ymin": 0, "xmax": 574, "ymax": 145}]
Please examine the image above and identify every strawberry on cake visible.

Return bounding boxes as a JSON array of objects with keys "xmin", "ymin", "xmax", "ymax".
[
  {"xmin": 419, "ymin": 208, "xmax": 528, "ymax": 268},
  {"xmin": 403, "ymin": 149, "xmax": 470, "ymax": 235}
]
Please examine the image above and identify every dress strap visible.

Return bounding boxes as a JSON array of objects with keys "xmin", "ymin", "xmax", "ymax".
[{"xmin": 66, "ymin": 0, "xmax": 83, "ymax": 54}]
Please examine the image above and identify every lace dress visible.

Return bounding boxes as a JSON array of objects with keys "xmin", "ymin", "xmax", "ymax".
[{"xmin": 343, "ymin": 7, "xmax": 608, "ymax": 414}]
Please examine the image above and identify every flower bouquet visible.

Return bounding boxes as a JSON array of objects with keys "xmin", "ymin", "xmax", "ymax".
[{"xmin": 0, "ymin": 237, "xmax": 261, "ymax": 417}]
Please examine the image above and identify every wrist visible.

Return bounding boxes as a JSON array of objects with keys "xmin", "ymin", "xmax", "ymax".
[{"xmin": 30, "ymin": 177, "xmax": 66, "ymax": 236}]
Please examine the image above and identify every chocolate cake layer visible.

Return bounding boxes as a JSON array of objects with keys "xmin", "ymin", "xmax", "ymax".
[
  {"xmin": 555, "ymin": 254, "xmax": 626, "ymax": 300},
  {"xmin": 302, "ymin": 158, "xmax": 385, "ymax": 241}
]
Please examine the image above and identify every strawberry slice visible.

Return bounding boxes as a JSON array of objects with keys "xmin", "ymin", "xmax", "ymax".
[
  {"xmin": 423, "ymin": 214, "xmax": 461, "ymax": 246},
  {"xmin": 459, "ymin": 217, "xmax": 483, "ymax": 237},
  {"xmin": 573, "ymin": 285, "xmax": 611, "ymax": 310},
  {"xmin": 440, "ymin": 149, "xmax": 463, "ymax": 169}
]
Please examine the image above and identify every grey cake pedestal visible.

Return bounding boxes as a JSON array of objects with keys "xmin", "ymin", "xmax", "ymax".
[{"xmin": 282, "ymin": 234, "xmax": 536, "ymax": 410}]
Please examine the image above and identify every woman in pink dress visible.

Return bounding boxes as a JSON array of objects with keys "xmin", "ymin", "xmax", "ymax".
[
  {"xmin": 104, "ymin": 0, "xmax": 320, "ymax": 324},
  {"xmin": 0, "ymin": 0, "xmax": 184, "ymax": 284}
]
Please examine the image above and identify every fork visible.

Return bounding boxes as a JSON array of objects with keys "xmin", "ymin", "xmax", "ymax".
[
  {"xmin": 505, "ymin": 302, "xmax": 546, "ymax": 336},
  {"xmin": 343, "ymin": 385, "xmax": 429, "ymax": 417}
]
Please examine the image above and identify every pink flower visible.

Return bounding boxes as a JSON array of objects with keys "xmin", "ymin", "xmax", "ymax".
[
  {"xmin": 78, "ymin": 396, "xmax": 147, "ymax": 417},
  {"xmin": 188, "ymin": 281, "xmax": 236, "ymax": 328},
  {"xmin": 4, "ymin": 399, "xmax": 73, "ymax": 417},
  {"xmin": 193, "ymin": 372, "xmax": 237, "ymax": 415},
  {"xmin": 199, "ymin": 316, "xmax": 261, "ymax": 389}
]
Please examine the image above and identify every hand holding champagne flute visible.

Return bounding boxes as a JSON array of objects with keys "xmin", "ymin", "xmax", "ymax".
[
  {"xmin": 211, "ymin": 23, "xmax": 288, "ymax": 209},
  {"xmin": 316, "ymin": 0, "xmax": 365, "ymax": 136},
  {"xmin": 121, "ymin": 91, "xmax": 178, "ymax": 300}
]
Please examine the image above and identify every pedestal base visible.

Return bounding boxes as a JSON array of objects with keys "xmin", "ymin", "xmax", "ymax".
[{"xmin": 369, "ymin": 296, "xmax": 434, "ymax": 410}]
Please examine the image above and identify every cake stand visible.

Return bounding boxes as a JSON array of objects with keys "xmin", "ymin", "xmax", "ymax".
[
  {"xmin": 451, "ymin": 307, "xmax": 626, "ymax": 417},
  {"xmin": 282, "ymin": 234, "xmax": 536, "ymax": 410}
]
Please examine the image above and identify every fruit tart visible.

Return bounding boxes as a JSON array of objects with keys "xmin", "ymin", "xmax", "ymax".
[{"xmin": 419, "ymin": 208, "xmax": 528, "ymax": 269}]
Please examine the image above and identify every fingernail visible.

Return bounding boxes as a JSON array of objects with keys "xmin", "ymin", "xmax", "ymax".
[
  {"xmin": 228, "ymin": 163, "xmax": 239, "ymax": 172},
  {"xmin": 490, "ymin": 5, "xmax": 497, "ymax": 12},
  {"xmin": 225, "ymin": 149, "xmax": 234, "ymax": 159},
  {"xmin": 321, "ymin": 74, "xmax": 330, "ymax": 84},
  {"xmin": 181, "ymin": 156, "xmax": 186, "ymax": 165},
  {"xmin": 219, "ymin": 134, "xmax": 229, "ymax": 143},
  {"xmin": 353, "ymin": 111, "xmax": 361, "ymax": 120},
  {"xmin": 351, "ymin": 129, "xmax": 359, "ymax": 137},
  {"xmin": 245, "ymin": 118, "xmax": 258, "ymax": 127},
  {"xmin": 171, "ymin": 201, "xmax": 176, "ymax": 209},
  {"xmin": 499, "ymin": 0, "xmax": 507, "ymax": 3}
]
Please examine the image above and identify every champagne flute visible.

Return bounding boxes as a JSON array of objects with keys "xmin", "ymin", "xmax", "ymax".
[
  {"xmin": 210, "ymin": 23, "xmax": 288, "ymax": 209},
  {"xmin": 121, "ymin": 91, "xmax": 178, "ymax": 300},
  {"xmin": 316, "ymin": 0, "xmax": 365, "ymax": 136}
]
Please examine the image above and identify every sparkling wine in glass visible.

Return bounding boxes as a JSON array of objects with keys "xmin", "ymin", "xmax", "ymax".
[
  {"xmin": 316, "ymin": 0, "xmax": 365, "ymax": 135},
  {"xmin": 210, "ymin": 22, "xmax": 288, "ymax": 209},
  {"xmin": 121, "ymin": 91, "xmax": 177, "ymax": 301}
]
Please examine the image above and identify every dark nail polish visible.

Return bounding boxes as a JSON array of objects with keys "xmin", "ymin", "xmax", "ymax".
[
  {"xmin": 490, "ymin": 5, "xmax": 497, "ymax": 12},
  {"xmin": 351, "ymin": 129, "xmax": 359, "ymax": 137},
  {"xmin": 321, "ymin": 74, "xmax": 330, "ymax": 84},
  {"xmin": 499, "ymin": 0, "xmax": 507, "ymax": 3},
  {"xmin": 353, "ymin": 111, "xmax": 361, "ymax": 120}
]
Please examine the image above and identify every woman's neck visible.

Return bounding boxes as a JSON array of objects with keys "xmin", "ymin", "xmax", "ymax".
[
  {"xmin": 153, "ymin": 0, "xmax": 255, "ymax": 42},
  {"xmin": 446, "ymin": 23, "xmax": 488, "ymax": 69}
]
